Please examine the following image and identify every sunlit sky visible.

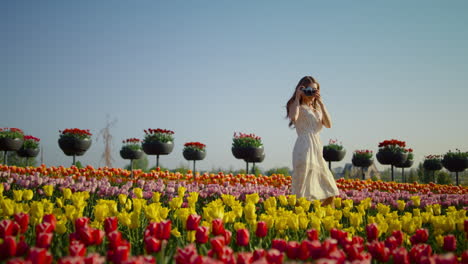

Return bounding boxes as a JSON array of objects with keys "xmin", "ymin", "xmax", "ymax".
[{"xmin": 2, "ymin": 1, "xmax": 468, "ymax": 172}]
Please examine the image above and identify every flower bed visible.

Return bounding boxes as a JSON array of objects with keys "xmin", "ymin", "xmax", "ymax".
[{"xmin": 0, "ymin": 166, "xmax": 467, "ymax": 263}]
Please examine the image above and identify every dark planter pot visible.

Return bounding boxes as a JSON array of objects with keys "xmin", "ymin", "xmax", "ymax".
[
  {"xmin": 120, "ymin": 148, "xmax": 143, "ymax": 160},
  {"xmin": 395, "ymin": 159, "xmax": 414, "ymax": 168},
  {"xmin": 352, "ymin": 156, "xmax": 373, "ymax": 168},
  {"xmin": 232, "ymin": 147, "xmax": 245, "ymax": 159},
  {"xmin": 376, "ymin": 149, "xmax": 408, "ymax": 166},
  {"xmin": 323, "ymin": 148, "xmax": 346, "ymax": 162},
  {"xmin": 0, "ymin": 138, "xmax": 24, "ymax": 151},
  {"xmin": 183, "ymin": 149, "xmax": 206, "ymax": 161},
  {"xmin": 142, "ymin": 141, "xmax": 174, "ymax": 155},
  {"xmin": 423, "ymin": 159, "xmax": 443, "ymax": 171},
  {"xmin": 442, "ymin": 157, "xmax": 468, "ymax": 172},
  {"xmin": 243, "ymin": 147, "xmax": 265, "ymax": 163},
  {"xmin": 246, "ymin": 153, "xmax": 265, "ymax": 163},
  {"xmin": 17, "ymin": 148, "xmax": 39, "ymax": 158},
  {"xmin": 58, "ymin": 137, "xmax": 92, "ymax": 156}
]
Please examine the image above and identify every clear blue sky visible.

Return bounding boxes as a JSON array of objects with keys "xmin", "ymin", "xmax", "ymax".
[{"xmin": 2, "ymin": 1, "xmax": 468, "ymax": 172}]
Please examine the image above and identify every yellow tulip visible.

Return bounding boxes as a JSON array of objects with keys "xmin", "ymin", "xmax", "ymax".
[
  {"xmin": 56, "ymin": 220, "xmax": 68, "ymax": 234},
  {"xmin": 118, "ymin": 212, "xmax": 132, "ymax": 227},
  {"xmin": 43, "ymin": 185, "xmax": 54, "ymax": 197},
  {"xmin": 436, "ymin": 235, "xmax": 444, "ymax": 248},
  {"xmin": 264, "ymin": 197, "xmax": 277, "ymax": 210},
  {"xmin": 62, "ymin": 188, "xmax": 72, "ymax": 200},
  {"xmin": 169, "ymin": 197, "xmax": 183, "ymax": 210},
  {"xmin": 94, "ymin": 204, "xmax": 110, "ymax": 222},
  {"xmin": 234, "ymin": 222, "xmax": 246, "ymax": 230},
  {"xmin": 244, "ymin": 203, "xmax": 256, "ymax": 221},
  {"xmin": 125, "ymin": 199, "xmax": 132, "ymax": 212},
  {"xmin": 397, "ymin": 200, "xmax": 406, "ymax": 212},
  {"xmin": 287, "ymin": 195, "xmax": 297, "ymax": 207},
  {"xmin": 22, "ymin": 189, "xmax": 33, "ymax": 201},
  {"xmin": 177, "ymin": 187, "xmax": 187, "ymax": 198},
  {"xmin": 246, "ymin": 193, "xmax": 260, "ymax": 204},
  {"xmin": 343, "ymin": 199, "xmax": 353, "ymax": 208},
  {"xmin": 410, "ymin": 196, "xmax": 420, "ymax": 207},
  {"xmin": 187, "ymin": 230, "xmax": 196, "ymax": 242},
  {"xmin": 152, "ymin": 192, "xmax": 161, "ymax": 203},
  {"xmin": 118, "ymin": 194, "xmax": 128, "ymax": 205},
  {"xmin": 130, "ymin": 211, "xmax": 140, "ymax": 229},
  {"xmin": 310, "ymin": 216, "xmax": 321, "ymax": 233},
  {"xmin": 334, "ymin": 197, "xmax": 342, "ymax": 208},
  {"xmin": 299, "ymin": 214, "xmax": 309, "ymax": 230},
  {"xmin": 13, "ymin": 190, "xmax": 24, "ymax": 202},
  {"xmin": 30, "ymin": 201, "xmax": 44, "ymax": 223},
  {"xmin": 1, "ymin": 199, "xmax": 15, "ymax": 216},
  {"xmin": 278, "ymin": 195, "xmax": 288, "ymax": 207},
  {"xmin": 287, "ymin": 214, "xmax": 299, "ymax": 231},
  {"xmin": 133, "ymin": 188, "xmax": 143, "ymax": 199},
  {"xmin": 56, "ymin": 197, "xmax": 64, "ymax": 208},
  {"xmin": 171, "ymin": 228, "xmax": 181, "ymax": 238}
]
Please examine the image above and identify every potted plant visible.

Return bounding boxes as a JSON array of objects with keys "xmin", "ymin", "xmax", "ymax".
[
  {"xmin": 423, "ymin": 155, "xmax": 443, "ymax": 171},
  {"xmin": 120, "ymin": 138, "xmax": 143, "ymax": 160},
  {"xmin": 395, "ymin": 148, "xmax": 414, "ymax": 182},
  {"xmin": 441, "ymin": 149, "xmax": 468, "ymax": 186},
  {"xmin": 376, "ymin": 139, "xmax": 408, "ymax": 165},
  {"xmin": 58, "ymin": 128, "xmax": 92, "ymax": 165},
  {"xmin": 232, "ymin": 132, "xmax": 264, "ymax": 173},
  {"xmin": 323, "ymin": 139, "xmax": 346, "ymax": 170},
  {"xmin": 142, "ymin": 128, "xmax": 174, "ymax": 168},
  {"xmin": 17, "ymin": 135, "xmax": 40, "ymax": 158},
  {"xmin": 183, "ymin": 142, "xmax": 206, "ymax": 173},
  {"xmin": 0, "ymin": 128, "xmax": 24, "ymax": 165},
  {"xmin": 352, "ymin": 149, "xmax": 373, "ymax": 180}
]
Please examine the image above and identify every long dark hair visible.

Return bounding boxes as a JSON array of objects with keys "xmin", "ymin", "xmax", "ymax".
[{"xmin": 286, "ymin": 76, "xmax": 320, "ymax": 127}]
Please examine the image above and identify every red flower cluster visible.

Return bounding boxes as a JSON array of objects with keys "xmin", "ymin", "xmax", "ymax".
[
  {"xmin": 24, "ymin": 135, "xmax": 40, "ymax": 142},
  {"xmin": 184, "ymin": 142, "xmax": 206, "ymax": 149},
  {"xmin": 233, "ymin": 132, "xmax": 261, "ymax": 141},
  {"xmin": 122, "ymin": 138, "xmax": 140, "ymax": 144},
  {"xmin": 354, "ymin": 150, "xmax": 373, "ymax": 155},
  {"xmin": 59, "ymin": 128, "xmax": 92, "ymax": 136},
  {"xmin": 0, "ymin": 128, "xmax": 24, "ymax": 134},
  {"xmin": 378, "ymin": 139, "xmax": 406, "ymax": 148},
  {"xmin": 144, "ymin": 129, "xmax": 174, "ymax": 135},
  {"xmin": 425, "ymin": 155, "xmax": 442, "ymax": 160}
]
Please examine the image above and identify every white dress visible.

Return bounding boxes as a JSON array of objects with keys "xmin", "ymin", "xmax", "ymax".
[{"xmin": 291, "ymin": 104, "xmax": 340, "ymax": 200}]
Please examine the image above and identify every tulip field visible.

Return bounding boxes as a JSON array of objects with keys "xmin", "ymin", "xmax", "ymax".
[{"xmin": 0, "ymin": 164, "xmax": 467, "ymax": 264}]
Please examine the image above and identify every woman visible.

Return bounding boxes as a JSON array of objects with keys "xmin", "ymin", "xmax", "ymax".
[{"xmin": 286, "ymin": 76, "xmax": 340, "ymax": 206}]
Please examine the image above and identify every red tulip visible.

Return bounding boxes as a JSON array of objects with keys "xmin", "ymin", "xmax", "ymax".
[
  {"xmin": 0, "ymin": 220, "xmax": 19, "ymax": 239},
  {"xmin": 211, "ymin": 219, "xmax": 225, "ymax": 236},
  {"xmin": 461, "ymin": 250, "xmax": 468, "ymax": 264},
  {"xmin": 6, "ymin": 258, "xmax": 33, "ymax": 264},
  {"xmin": 236, "ymin": 252, "xmax": 253, "ymax": 264},
  {"xmin": 84, "ymin": 253, "xmax": 106, "ymax": 264},
  {"xmin": 308, "ymin": 240, "xmax": 322, "ymax": 259},
  {"xmin": 112, "ymin": 245, "xmax": 130, "ymax": 263},
  {"xmin": 443, "ymin": 235, "xmax": 456, "ymax": 252},
  {"xmin": 35, "ymin": 222, "xmax": 54, "ymax": 234},
  {"xmin": 36, "ymin": 233, "xmax": 53, "ymax": 249},
  {"xmin": 175, "ymin": 244, "xmax": 203, "ymax": 264},
  {"xmin": 121, "ymin": 256, "xmax": 156, "ymax": 264},
  {"xmin": 464, "ymin": 219, "xmax": 468, "ymax": 234},
  {"xmin": 266, "ymin": 249, "xmax": 283, "ymax": 264},
  {"xmin": 255, "ymin": 221, "xmax": 268, "ymax": 238},
  {"xmin": 210, "ymin": 236, "xmax": 225, "ymax": 255},
  {"xmin": 285, "ymin": 241, "xmax": 300, "ymax": 260},
  {"xmin": 352, "ymin": 236, "xmax": 364, "ymax": 245},
  {"xmin": 42, "ymin": 215, "xmax": 56, "ymax": 230},
  {"xmin": 366, "ymin": 241, "xmax": 390, "ymax": 263},
  {"xmin": 15, "ymin": 236, "xmax": 29, "ymax": 257},
  {"xmin": 195, "ymin": 226, "xmax": 209, "ymax": 244},
  {"xmin": 1, "ymin": 236, "xmax": 17, "ymax": 258},
  {"xmin": 236, "ymin": 229, "xmax": 249, "ymax": 247},
  {"xmin": 325, "ymin": 248, "xmax": 346, "ymax": 263},
  {"xmin": 271, "ymin": 239, "xmax": 287, "ymax": 252},
  {"xmin": 223, "ymin": 230, "xmax": 232, "ymax": 245},
  {"xmin": 75, "ymin": 218, "xmax": 90, "ymax": 231},
  {"xmin": 77, "ymin": 227, "xmax": 94, "ymax": 246},
  {"xmin": 186, "ymin": 215, "xmax": 201, "ymax": 231},
  {"xmin": 384, "ymin": 235, "xmax": 399, "ymax": 251},
  {"xmin": 434, "ymin": 253, "xmax": 458, "ymax": 264},
  {"xmin": 91, "ymin": 229, "xmax": 104, "ymax": 246},
  {"xmin": 252, "ymin": 249, "xmax": 266, "ymax": 261},
  {"xmin": 393, "ymin": 247, "xmax": 410, "ymax": 264},
  {"xmin": 156, "ymin": 220, "xmax": 171, "ymax": 240},
  {"xmin": 217, "ymin": 246, "xmax": 234, "ymax": 264},
  {"xmin": 144, "ymin": 236, "xmax": 161, "ymax": 254},
  {"xmin": 144, "ymin": 222, "xmax": 158, "ymax": 238},
  {"xmin": 322, "ymin": 238, "xmax": 338, "ymax": 256},
  {"xmin": 104, "ymin": 217, "xmax": 118, "ymax": 234},
  {"xmin": 306, "ymin": 228, "xmax": 319, "ymax": 241},
  {"xmin": 409, "ymin": 244, "xmax": 432, "ymax": 264},
  {"xmin": 27, "ymin": 247, "xmax": 53, "ymax": 264},
  {"xmin": 366, "ymin": 223, "xmax": 379, "ymax": 241},
  {"xmin": 107, "ymin": 231, "xmax": 123, "ymax": 250},
  {"xmin": 410, "ymin": 229, "xmax": 429, "ymax": 245},
  {"xmin": 57, "ymin": 256, "xmax": 86, "ymax": 264},
  {"xmin": 69, "ymin": 241, "xmax": 86, "ymax": 257},
  {"xmin": 14, "ymin": 213, "xmax": 30, "ymax": 234}
]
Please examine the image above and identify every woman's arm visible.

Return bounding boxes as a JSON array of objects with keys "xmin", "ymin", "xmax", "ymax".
[
  {"xmin": 317, "ymin": 99, "xmax": 332, "ymax": 128},
  {"xmin": 288, "ymin": 89, "xmax": 303, "ymax": 124}
]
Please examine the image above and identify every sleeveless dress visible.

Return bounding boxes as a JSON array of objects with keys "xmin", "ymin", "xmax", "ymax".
[{"xmin": 291, "ymin": 104, "xmax": 340, "ymax": 200}]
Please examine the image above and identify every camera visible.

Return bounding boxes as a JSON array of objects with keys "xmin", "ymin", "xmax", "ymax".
[{"xmin": 300, "ymin": 86, "xmax": 317, "ymax": 97}]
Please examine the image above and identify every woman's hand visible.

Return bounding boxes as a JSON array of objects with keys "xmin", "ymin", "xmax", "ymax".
[
  {"xmin": 313, "ymin": 90, "xmax": 323, "ymax": 105},
  {"xmin": 295, "ymin": 86, "xmax": 304, "ymax": 102}
]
